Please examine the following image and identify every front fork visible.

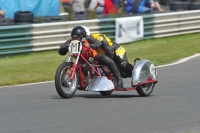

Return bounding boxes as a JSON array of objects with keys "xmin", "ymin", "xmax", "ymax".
[
  {"xmin": 67, "ymin": 53, "xmax": 80, "ymax": 82},
  {"xmin": 66, "ymin": 53, "xmax": 97, "ymax": 88}
]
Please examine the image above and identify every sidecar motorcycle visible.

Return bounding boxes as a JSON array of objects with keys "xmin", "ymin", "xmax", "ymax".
[{"xmin": 55, "ymin": 40, "xmax": 158, "ymax": 98}]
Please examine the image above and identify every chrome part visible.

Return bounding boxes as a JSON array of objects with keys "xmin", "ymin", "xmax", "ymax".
[
  {"xmin": 132, "ymin": 59, "xmax": 158, "ymax": 86},
  {"xmin": 61, "ymin": 74, "xmax": 69, "ymax": 87},
  {"xmin": 67, "ymin": 56, "xmax": 73, "ymax": 62},
  {"xmin": 75, "ymin": 53, "xmax": 80, "ymax": 64},
  {"xmin": 60, "ymin": 68, "xmax": 77, "ymax": 94},
  {"xmin": 89, "ymin": 57, "xmax": 94, "ymax": 62},
  {"xmin": 85, "ymin": 76, "xmax": 114, "ymax": 91}
]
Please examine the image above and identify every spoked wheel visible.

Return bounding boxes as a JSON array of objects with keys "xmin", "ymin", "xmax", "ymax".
[
  {"xmin": 136, "ymin": 83, "xmax": 155, "ymax": 97},
  {"xmin": 55, "ymin": 62, "xmax": 78, "ymax": 98}
]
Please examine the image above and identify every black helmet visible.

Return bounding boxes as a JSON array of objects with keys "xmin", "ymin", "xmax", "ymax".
[{"xmin": 71, "ymin": 26, "xmax": 86, "ymax": 41}]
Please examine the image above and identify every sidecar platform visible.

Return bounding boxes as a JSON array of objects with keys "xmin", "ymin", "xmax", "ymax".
[
  {"xmin": 113, "ymin": 85, "xmax": 136, "ymax": 91},
  {"xmin": 113, "ymin": 80, "xmax": 158, "ymax": 91},
  {"xmin": 113, "ymin": 87, "xmax": 136, "ymax": 91}
]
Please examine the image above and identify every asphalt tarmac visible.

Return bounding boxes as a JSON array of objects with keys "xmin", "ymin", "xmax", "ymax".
[{"xmin": 0, "ymin": 55, "xmax": 200, "ymax": 133}]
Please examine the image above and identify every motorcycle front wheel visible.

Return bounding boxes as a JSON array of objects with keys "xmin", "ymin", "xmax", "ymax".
[{"xmin": 55, "ymin": 62, "xmax": 78, "ymax": 98}]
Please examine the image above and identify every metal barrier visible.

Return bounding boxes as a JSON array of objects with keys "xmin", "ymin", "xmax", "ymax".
[
  {"xmin": 143, "ymin": 10, "xmax": 200, "ymax": 39},
  {"xmin": 1, "ymin": 10, "xmax": 200, "ymax": 55},
  {"xmin": 0, "ymin": 19, "xmax": 115, "ymax": 55}
]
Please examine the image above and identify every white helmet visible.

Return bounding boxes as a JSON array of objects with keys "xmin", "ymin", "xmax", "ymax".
[{"xmin": 81, "ymin": 25, "xmax": 91, "ymax": 36}]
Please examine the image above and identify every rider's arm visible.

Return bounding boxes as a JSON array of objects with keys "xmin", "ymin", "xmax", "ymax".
[
  {"xmin": 58, "ymin": 39, "xmax": 71, "ymax": 55},
  {"xmin": 86, "ymin": 35, "xmax": 102, "ymax": 50}
]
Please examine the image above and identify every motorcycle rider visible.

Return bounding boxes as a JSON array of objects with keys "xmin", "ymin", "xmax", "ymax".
[
  {"xmin": 81, "ymin": 25, "xmax": 134, "ymax": 78},
  {"xmin": 58, "ymin": 26, "xmax": 124, "ymax": 89}
]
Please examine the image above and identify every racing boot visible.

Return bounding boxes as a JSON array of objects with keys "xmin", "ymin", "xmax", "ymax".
[{"xmin": 115, "ymin": 76, "xmax": 124, "ymax": 89}]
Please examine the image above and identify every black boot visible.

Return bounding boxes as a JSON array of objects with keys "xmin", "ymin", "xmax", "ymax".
[{"xmin": 115, "ymin": 76, "xmax": 124, "ymax": 89}]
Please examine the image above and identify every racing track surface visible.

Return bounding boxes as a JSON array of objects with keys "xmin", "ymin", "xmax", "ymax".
[{"xmin": 0, "ymin": 55, "xmax": 200, "ymax": 133}]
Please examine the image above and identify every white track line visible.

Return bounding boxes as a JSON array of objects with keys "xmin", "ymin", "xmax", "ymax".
[
  {"xmin": 0, "ymin": 81, "xmax": 54, "ymax": 88},
  {"xmin": 157, "ymin": 53, "xmax": 200, "ymax": 68},
  {"xmin": 1, "ymin": 54, "xmax": 200, "ymax": 88}
]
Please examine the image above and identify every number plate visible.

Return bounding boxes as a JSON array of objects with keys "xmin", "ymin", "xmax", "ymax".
[{"xmin": 68, "ymin": 40, "xmax": 83, "ymax": 54}]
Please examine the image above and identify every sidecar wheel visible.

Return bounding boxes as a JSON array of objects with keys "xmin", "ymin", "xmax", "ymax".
[
  {"xmin": 136, "ymin": 83, "xmax": 155, "ymax": 97},
  {"xmin": 55, "ymin": 62, "xmax": 78, "ymax": 98},
  {"xmin": 99, "ymin": 90, "xmax": 113, "ymax": 96}
]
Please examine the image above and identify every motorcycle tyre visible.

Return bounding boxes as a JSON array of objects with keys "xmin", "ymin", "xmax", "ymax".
[
  {"xmin": 55, "ymin": 62, "xmax": 78, "ymax": 98},
  {"xmin": 99, "ymin": 90, "xmax": 113, "ymax": 96},
  {"xmin": 136, "ymin": 83, "xmax": 155, "ymax": 97}
]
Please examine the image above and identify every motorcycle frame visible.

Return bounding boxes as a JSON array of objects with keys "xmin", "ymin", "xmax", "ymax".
[
  {"xmin": 114, "ymin": 77, "xmax": 158, "ymax": 91},
  {"xmin": 66, "ymin": 46, "xmax": 108, "ymax": 89}
]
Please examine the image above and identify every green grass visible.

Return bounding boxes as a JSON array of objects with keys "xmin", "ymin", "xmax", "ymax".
[{"xmin": 1, "ymin": 33, "xmax": 200, "ymax": 87}]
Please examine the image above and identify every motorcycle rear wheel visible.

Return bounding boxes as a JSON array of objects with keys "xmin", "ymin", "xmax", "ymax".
[
  {"xmin": 136, "ymin": 83, "xmax": 155, "ymax": 97},
  {"xmin": 55, "ymin": 62, "xmax": 78, "ymax": 98}
]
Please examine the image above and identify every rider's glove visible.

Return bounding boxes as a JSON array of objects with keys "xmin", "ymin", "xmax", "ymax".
[{"xmin": 58, "ymin": 40, "xmax": 70, "ymax": 55}]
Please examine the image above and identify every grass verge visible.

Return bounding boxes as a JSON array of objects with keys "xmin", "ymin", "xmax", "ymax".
[{"xmin": 1, "ymin": 33, "xmax": 200, "ymax": 87}]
